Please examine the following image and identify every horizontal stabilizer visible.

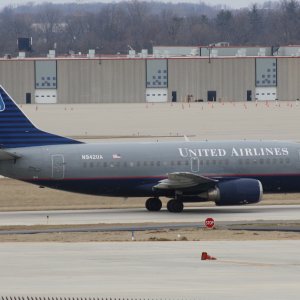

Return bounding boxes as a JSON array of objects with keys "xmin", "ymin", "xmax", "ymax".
[{"xmin": 0, "ymin": 149, "xmax": 20, "ymax": 161}]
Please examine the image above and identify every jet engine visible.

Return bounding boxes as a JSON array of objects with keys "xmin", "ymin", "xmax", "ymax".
[{"xmin": 206, "ymin": 178, "xmax": 263, "ymax": 206}]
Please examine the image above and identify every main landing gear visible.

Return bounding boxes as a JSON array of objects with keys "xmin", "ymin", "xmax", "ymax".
[
  {"xmin": 145, "ymin": 197, "xmax": 162, "ymax": 211},
  {"xmin": 167, "ymin": 199, "xmax": 184, "ymax": 213},
  {"xmin": 145, "ymin": 197, "xmax": 184, "ymax": 213}
]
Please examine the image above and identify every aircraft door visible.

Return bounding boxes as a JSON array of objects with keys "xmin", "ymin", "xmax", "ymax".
[
  {"xmin": 191, "ymin": 157, "xmax": 199, "ymax": 173},
  {"xmin": 297, "ymin": 149, "xmax": 300, "ymax": 169},
  {"xmin": 51, "ymin": 154, "xmax": 65, "ymax": 179}
]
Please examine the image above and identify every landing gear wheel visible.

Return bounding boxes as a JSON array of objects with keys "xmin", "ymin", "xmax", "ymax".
[
  {"xmin": 167, "ymin": 199, "xmax": 184, "ymax": 213},
  {"xmin": 145, "ymin": 197, "xmax": 162, "ymax": 212}
]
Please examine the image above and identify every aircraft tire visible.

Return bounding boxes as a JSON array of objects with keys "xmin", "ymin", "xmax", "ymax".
[
  {"xmin": 145, "ymin": 197, "xmax": 162, "ymax": 211},
  {"xmin": 167, "ymin": 199, "xmax": 184, "ymax": 213}
]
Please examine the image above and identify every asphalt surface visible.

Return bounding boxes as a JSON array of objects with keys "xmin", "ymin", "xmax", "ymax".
[
  {"xmin": 0, "ymin": 241, "xmax": 299, "ymax": 299},
  {"xmin": 0, "ymin": 205, "xmax": 299, "ymax": 226},
  {"xmin": 23, "ymin": 101, "xmax": 300, "ymax": 141}
]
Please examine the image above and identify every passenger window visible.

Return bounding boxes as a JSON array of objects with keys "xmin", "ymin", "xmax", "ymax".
[
  {"xmin": 157, "ymin": 161, "xmax": 161, "ymax": 166},
  {"xmin": 103, "ymin": 162, "xmax": 108, "ymax": 167},
  {"xmin": 89, "ymin": 162, "xmax": 94, "ymax": 168},
  {"xmin": 150, "ymin": 161, "xmax": 154, "ymax": 166}
]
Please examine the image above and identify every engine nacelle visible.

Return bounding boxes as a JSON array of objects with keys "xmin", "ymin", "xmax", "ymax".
[{"xmin": 207, "ymin": 178, "xmax": 263, "ymax": 206}]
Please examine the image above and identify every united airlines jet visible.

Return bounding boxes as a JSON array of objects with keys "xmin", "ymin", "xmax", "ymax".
[{"xmin": 0, "ymin": 86, "xmax": 299, "ymax": 212}]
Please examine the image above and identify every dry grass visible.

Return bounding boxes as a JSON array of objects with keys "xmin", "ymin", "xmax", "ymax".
[
  {"xmin": 0, "ymin": 227, "xmax": 298, "ymax": 242},
  {"xmin": 0, "ymin": 178, "xmax": 146, "ymax": 211}
]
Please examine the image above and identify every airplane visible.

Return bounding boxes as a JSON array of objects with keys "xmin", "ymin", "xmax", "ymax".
[{"xmin": 0, "ymin": 85, "xmax": 299, "ymax": 213}]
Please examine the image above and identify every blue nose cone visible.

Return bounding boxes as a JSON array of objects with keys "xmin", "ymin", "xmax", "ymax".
[{"xmin": 0, "ymin": 93, "xmax": 5, "ymax": 112}]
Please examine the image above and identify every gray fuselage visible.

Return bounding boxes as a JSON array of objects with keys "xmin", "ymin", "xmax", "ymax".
[{"xmin": 0, "ymin": 140, "xmax": 299, "ymax": 197}]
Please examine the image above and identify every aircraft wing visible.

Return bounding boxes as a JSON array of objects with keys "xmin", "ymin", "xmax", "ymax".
[
  {"xmin": 153, "ymin": 172, "xmax": 217, "ymax": 190},
  {"xmin": 0, "ymin": 149, "xmax": 20, "ymax": 161}
]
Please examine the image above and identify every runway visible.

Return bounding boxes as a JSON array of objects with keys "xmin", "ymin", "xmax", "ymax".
[
  {"xmin": 0, "ymin": 241, "xmax": 299, "ymax": 299},
  {"xmin": 0, "ymin": 208, "xmax": 299, "ymax": 298},
  {"xmin": 0, "ymin": 204, "xmax": 299, "ymax": 226}
]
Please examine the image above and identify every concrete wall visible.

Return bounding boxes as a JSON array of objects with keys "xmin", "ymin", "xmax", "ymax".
[
  {"xmin": 277, "ymin": 58, "xmax": 300, "ymax": 101},
  {"xmin": 0, "ymin": 60, "xmax": 35, "ymax": 103},
  {"xmin": 1, "ymin": 56, "xmax": 300, "ymax": 103},
  {"xmin": 168, "ymin": 58, "xmax": 255, "ymax": 101},
  {"xmin": 57, "ymin": 59, "xmax": 145, "ymax": 103}
]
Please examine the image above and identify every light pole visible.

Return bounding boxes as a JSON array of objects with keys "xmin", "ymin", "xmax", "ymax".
[{"xmin": 207, "ymin": 43, "xmax": 215, "ymax": 64}]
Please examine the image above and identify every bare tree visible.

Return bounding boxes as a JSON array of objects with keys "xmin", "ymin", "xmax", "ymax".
[
  {"xmin": 34, "ymin": 3, "xmax": 63, "ymax": 54},
  {"xmin": 1, "ymin": 0, "xmax": 300, "ymax": 56},
  {"xmin": 280, "ymin": 0, "xmax": 300, "ymax": 43}
]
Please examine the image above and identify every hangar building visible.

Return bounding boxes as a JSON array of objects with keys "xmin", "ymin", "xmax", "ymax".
[{"xmin": 1, "ymin": 45, "xmax": 300, "ymax": 104}]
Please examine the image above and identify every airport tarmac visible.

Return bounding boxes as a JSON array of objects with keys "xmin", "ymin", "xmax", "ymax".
[
  {"xmin": 0, "ymin": 205, "xmax": 299, "ymax": 226},
  {"xmin": 0, "ymin": 241, "xmax": 299, "ymax": 299},
  {"xmin": 22, "ymin": 101, "xmax": 300, "ymax": 141},
  {"xmin": 1, "ymin": 102, "xmax": 299, "ymax": 297}
]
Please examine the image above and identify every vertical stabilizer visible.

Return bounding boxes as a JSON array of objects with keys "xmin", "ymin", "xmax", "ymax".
[{"xmin": 0, "ymin": 86, "xmax": 82, "ymax": 148}]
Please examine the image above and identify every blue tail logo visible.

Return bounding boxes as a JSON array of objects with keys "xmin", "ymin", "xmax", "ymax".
[
  {"xmin": 0, "ymin": 86, "xmax": 82, "ymax": 148},
  {"xmin": 0, "ymin": 92, "xmax": 5, "ymax": 112}
]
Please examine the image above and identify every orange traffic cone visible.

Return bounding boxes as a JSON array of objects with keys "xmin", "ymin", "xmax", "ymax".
[
  {"xmin": 201, "ymin": 252, "xmax": 208, "ymax": 260},
  {"xmin": 201, "ymin": 252, "xmax": 217, "ymax": 260}
]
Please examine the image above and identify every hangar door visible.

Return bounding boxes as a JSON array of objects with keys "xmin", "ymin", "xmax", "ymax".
[
  {"xmin": 255, "ymin": 87, "xmax": 277, "ymax": 101},
  {"xmin": 255, "ymin": 58, "xmax": 277, "ymax": 101},
  {"xmin": 146, "ymin": 59, "xmax": 168, "ymax": 102},
  {"xmin": 35, "ymin": 60, "xmax": 58, "ymax": 103},
  {"xmin": 207, "ymin": 91, "xmax": 217, "ymax": 102},
  {"xmin": 146, "ymin": 88, "xmax": 168, "ymax": 102}
]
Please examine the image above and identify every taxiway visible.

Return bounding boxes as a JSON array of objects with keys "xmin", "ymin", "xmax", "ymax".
[
  {"xmin": 0, "ymin": 241, "xmax": 299, "ymax": 299},
  {"xmin": 0, "ymin": 204, "xmax": 299, "ymax": 226}
]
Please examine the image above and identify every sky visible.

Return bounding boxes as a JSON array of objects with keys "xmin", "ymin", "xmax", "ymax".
[{"xmin": 0, "ymin": 0, "xmax": 272, "ymax": 10}]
